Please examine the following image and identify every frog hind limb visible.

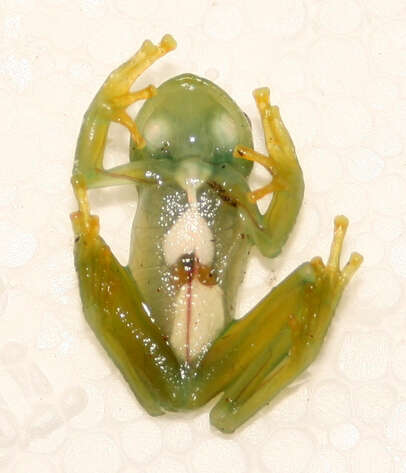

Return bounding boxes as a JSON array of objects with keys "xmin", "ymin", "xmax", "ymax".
[{"xmin": 208, "ymin": 216, "xmax": 362, "ymax": 433}]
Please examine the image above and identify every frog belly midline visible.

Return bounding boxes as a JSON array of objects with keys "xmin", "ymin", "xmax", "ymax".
[{"xmin": 170, "ymin": 277, "xmax": 224, "ymax": 362}]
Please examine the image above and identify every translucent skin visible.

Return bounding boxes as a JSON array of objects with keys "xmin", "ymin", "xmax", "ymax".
[
  {"xmin": 128, "ymin": 74, "xmax": 253, "ymax": 340},
  {"xmin": 131, "ymin": 74, "xmax": 254, "ymax": 175},
  {"xmin": 71, "ymin": 35, "xmax": 362, "ymax": 433},
  {"xmin": 129, "ymin": 182, "xmax": 251, "ymax": 339}
]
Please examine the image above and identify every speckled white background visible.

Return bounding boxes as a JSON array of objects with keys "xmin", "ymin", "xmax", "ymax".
[{"xmin": 0, "ymin": 0, "xmax": 405, "ymax": 472}]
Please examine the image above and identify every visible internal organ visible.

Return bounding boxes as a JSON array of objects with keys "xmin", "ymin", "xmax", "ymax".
[
  {"xmin": 170, "ymin": 255, "xmax": 224, "ymax": 363},
  {"xmin": 164, "ymin": 187, "xmax": 225, "ymax": 362},
  {"xmin": 163, "ymin": 202, "xmax": 215, "ymax": 266}
]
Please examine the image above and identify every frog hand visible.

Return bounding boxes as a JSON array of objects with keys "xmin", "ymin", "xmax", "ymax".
[
  {"xmin": 73, "ymin": 35, "xmax": 177, "ymax": 192},
  {"xmin": 233, "ymin": 87, "xmax": 304, "ymax": 257},
  {"xmin": 233, "ymin": 88, "xmax": 299, "ymax": 200},
  {"xmin": 94, "ymin": 34, "xmax": 176, "ymax": 148}
]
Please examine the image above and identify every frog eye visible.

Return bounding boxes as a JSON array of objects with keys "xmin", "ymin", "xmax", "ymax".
[
  {"xmin": 210, "ymin": 112, "xmax": 238, "ymax": 149},
  {"xmin": 143, "ymin": 117, "xmax": 172, "ymax": 153}
]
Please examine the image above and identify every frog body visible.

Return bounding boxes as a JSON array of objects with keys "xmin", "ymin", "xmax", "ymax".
[
  {"xmin": 71, "ymin": 35, "xmax": 362, "ymax": 432},
  {"xmin": 129, "ymin": 179, "xmax": 251, "ymax": 362},
  {"xmin": 129, "ymin": 73, "xmax": 257, "ymax": 362}
]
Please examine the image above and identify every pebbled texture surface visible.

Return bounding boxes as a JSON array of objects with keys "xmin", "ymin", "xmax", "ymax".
[{"xmin": 0, "ymin": 0, "xmax": 405, "ymax": 471}]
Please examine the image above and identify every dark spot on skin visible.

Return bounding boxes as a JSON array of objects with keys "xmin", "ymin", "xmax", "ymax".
[
  {"xmin": 75, "ymin": 236, "xmax": 80, "ymax": 243},
  {"xmin": 240, "ymin": 233, "xmax": 245, "ymax": 239},
  {"xmin": 222, "ymin": 164, "xmax": 226, "ymax": 169},
  {"xmin": 208, "ymin": 180, "xmax": 239, "ymax": 208},
  {"xmin": 160, "ymin": 140, "xmax": 170, "ymax": 152}
]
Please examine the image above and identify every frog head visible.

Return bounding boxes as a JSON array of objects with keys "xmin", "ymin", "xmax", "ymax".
[{"xmin": 131, "ymin": 74, "xmax": 254, "ymax": 177}]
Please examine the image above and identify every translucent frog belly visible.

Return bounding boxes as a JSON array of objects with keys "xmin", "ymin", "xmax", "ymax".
[
  {"xmin": 171, "ymin": 271, "xmax": 224, "ymax": 362},
  {"xmin": 163, "ymin": 202, "xmax": 214, "ymax": 266},
  {"xmin": 163, "ymin": 200, "xmax": 224, "ymax": 361},
  {"xmin": 128, "ymin": 184, "xmax": 250, "ymax": 362}
]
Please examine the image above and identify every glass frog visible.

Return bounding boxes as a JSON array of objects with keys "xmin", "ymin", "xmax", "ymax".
[{"xmin": 70, "ymin": 35, "xmax": 362, "ymax": 433}]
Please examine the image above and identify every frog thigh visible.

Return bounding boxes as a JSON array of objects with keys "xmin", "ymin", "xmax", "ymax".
[{"xmin": 71, "ymin": 211, "xmax": 181, "ymax": 415}]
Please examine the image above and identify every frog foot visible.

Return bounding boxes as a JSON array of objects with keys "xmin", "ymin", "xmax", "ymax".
[
  {"xmin": 70, "ymin": 211, "xmax": 99, "ymax": 240},
  {"xmin": 233, "ymin": 87, "xmax": 297, "ymax": 203},
  {"xmin": 289, "ymin": 216, "xmax": 363, "ymax": 364},
  {"xmin": 70, "ymin": 174, "xmax": 99, "ymax": 239},
  {"xmin": 311, "ymin": 215, "xmax": 363, "ymax": 295},
  {"xmin": 95, "ymin": 34, "xmax": 177, "ymax": 148}
]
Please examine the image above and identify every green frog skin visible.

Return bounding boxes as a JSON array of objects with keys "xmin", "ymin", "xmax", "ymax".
[{"xmin": 70, "ymin": 35, "xmax": 363, "ymax": 433}]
